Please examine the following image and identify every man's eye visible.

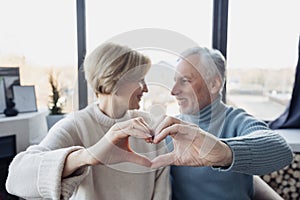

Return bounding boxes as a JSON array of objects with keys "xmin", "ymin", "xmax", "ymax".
[{"xmin": 182, "ymin": 79, "xmax": 190, "ymax": 83}]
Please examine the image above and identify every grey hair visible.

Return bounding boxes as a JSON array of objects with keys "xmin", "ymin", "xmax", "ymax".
[{"xmin": 179, "ymin": 47, "xmax": 226, "ymax": 85}]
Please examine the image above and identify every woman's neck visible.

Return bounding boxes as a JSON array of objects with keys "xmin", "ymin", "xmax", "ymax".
[{"xmin": 97, "ymin": 95, "xmax": 127, "ymax": 119}]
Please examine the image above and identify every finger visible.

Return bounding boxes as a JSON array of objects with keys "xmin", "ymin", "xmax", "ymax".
[
  {"xmin": 145, "ymin": 137, "xmax": 153, "ymax": 143},
  {"xmin": 114, "ymin": 118, "xmax": 149, "ymax": 132},
  {"xmin": 130, "ymin": 118, "xmax": 152, "ymax": 133},
  {"xmin": 151, "ymin": 152, "xmax": 176, "ymax": 168},
  {"xmin": 136, "ymin": 117, "xmax": 152, "ymax": 131},
  {"xmin": 154, "ymin": 116, "xmax": 181, "ymax": 134},
  {"xmin": 115, "ymin": 129, "xmax": 152, "ymax": 139},
  {"xmin": 153, "ymin": 124, "xmax": 180, "ymax": 144},
  {"xmin": 125, "ymin": 152, "xmax": 152, "ymax": 167}
]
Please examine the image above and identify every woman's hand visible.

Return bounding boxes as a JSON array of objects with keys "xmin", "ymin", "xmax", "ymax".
[
  {"xmin": 151, "ymin": 116, "xmax": 233, "ymax": 169},
  {"xmin": 62, "ymin": 117, "xmax": 153, "ymax": 178},
  {"xmin": 86, "ymin": 117, "xmax": 153, "ymax": 167}
]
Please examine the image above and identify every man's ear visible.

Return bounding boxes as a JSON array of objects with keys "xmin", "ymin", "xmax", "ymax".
[{"xmin": 209, "ymin": 76, "xmax": 222, "ymax": 95}]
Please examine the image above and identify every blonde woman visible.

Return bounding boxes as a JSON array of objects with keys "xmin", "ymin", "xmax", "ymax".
[{"xmin": 6, "ymin": 43, "xmax": 170, "ymax": 200}]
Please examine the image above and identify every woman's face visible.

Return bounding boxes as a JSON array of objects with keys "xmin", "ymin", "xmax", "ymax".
[{"xmin": 115, "ymin": 78, "xmax": 148, "ymax": 110}]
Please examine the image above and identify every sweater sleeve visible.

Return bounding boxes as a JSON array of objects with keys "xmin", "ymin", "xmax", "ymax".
[
  {"xmin": 219, "ymin": 129, "xmax": 293, "ymax": 175},
  {"xmin": 6, "ymin": 118, "xmax": 89, "ymax": 200},
  {"xmin": 6, "ymin": 145, "xmax": 89, "ymax": 200},
  {"xmin": 211, "ymin": 108, "xmax": 293, "ymax": 175}
]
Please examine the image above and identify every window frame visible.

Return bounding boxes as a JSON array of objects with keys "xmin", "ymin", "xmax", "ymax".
[{"xmin": 76, "ymin": 0, "xmax": 228, "ymax": 108}]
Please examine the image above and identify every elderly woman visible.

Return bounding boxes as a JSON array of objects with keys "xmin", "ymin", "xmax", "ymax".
[{"xmin": 6, "ymin": 43, "xmax": 170, "ymax": 200}]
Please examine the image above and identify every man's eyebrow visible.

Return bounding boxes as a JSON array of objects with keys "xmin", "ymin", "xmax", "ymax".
[
  {"xmin": 180, "ymin": 75, "xmax": 194, "ymax": 80},
  {"xmin": 174, "ymin": 75, "xmax": 193, "ymax": 79}
]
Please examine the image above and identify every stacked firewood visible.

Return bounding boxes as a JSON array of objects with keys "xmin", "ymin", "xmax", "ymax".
[{"xmin": 261, "ymin": 153, "xmax": 300, "ymax": 200}]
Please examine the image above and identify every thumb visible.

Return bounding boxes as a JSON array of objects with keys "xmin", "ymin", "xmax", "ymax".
[
  {"xmin": 151, "ymin": 152, "xmax": 176, "ymax": 169},
  {"xmin": 124, "ymin": 152, "xmax": 152, "ymax": 168}
]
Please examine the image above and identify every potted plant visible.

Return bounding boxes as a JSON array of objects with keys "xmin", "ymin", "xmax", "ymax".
[{"xmin": 46, "ymin": 71, "xmax": 65, "ymax": 130}]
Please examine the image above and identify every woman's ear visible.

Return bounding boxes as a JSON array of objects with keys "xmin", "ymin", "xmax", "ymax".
[{"xmin": 209, "ymin": 76, "xmax": 222, "ymax": 95}]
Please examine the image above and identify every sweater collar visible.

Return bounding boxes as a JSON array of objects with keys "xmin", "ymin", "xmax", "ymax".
[{"xmin": 92, "ymin": 103, "xmax": 132, "ymax": 127}]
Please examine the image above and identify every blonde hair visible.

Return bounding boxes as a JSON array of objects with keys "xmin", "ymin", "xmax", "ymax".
[{"xmin": 84, "ymin": 43, "xmax": 151, "ymax": 96}]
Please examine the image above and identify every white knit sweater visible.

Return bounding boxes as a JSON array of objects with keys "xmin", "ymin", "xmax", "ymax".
[{"xmin": 6, "ymin": 104, "xmax": 171, "ymax": 200}]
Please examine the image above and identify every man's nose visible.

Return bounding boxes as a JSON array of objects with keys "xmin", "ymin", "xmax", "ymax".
[{"xmin": 171, "ymin": 82, "xmax": 180, "ymax": 96}]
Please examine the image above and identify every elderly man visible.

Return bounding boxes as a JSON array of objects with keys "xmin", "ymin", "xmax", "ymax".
[{"xmin": 152, "ymin": 47, "xmax": 292, "ymax": 199}]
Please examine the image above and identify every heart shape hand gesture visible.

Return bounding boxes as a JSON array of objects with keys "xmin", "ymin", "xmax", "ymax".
[{"xmin": 86, "ymin": 116, "xmax": 233, "ymax": 169}]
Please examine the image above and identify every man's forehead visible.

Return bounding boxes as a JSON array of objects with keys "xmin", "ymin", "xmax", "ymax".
[{"xmin": 175, "ymin": 56, "xmax": 202, "ymax": 77}]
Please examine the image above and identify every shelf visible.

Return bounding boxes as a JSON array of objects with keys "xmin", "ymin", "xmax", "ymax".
[{"xmin": 276, "ymin": 129, "xmax": 300, "ymax": 152}]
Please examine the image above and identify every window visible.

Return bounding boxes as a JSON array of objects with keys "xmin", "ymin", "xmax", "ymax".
[
  {"xmin": 0, "ymin": 0, "xmax": 77, "ymax": 113},
  {"xmin": 227, "ymin": 0, "xmax": 300, "ymax": 121},
  {"xmin": 86, "ymin": 0, "xmax": 213, "ymax": 115}
]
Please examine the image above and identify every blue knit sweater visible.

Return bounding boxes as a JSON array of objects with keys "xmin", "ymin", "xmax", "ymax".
[{"xmin": 170, "ymin": 98, "xmax": 293, "ymax": 200}]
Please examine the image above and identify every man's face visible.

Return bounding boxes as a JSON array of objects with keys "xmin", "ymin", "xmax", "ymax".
[{"xmin": 171, "ymin": 55, "xmax": 212, "ymax": 115}]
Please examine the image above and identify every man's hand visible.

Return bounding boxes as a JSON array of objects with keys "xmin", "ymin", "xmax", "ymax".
[{"xmin": 151, "ymin": 116, "xmax": 233, "ymax": 168}]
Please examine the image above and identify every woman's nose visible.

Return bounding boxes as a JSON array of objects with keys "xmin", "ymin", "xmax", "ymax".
[
  {"xmin": 143, "ymin": 83, "xmax": 148, "ymax": 93},
  {"xmin": 141, "ymin": 80, "xmax": 148, "ymax": 93}
]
